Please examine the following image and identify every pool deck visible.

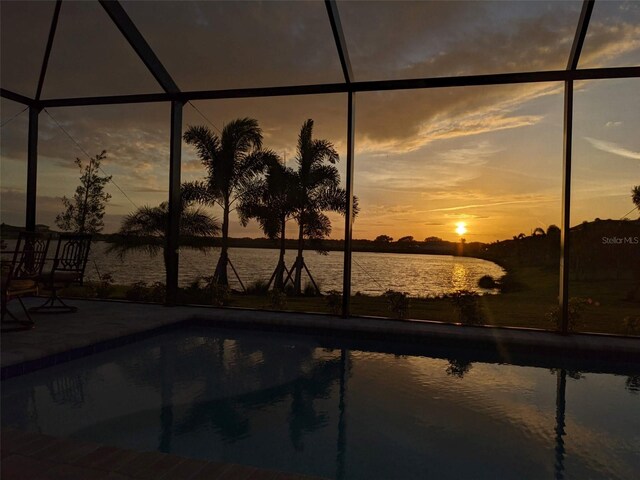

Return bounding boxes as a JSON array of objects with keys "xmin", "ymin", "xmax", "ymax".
[{"xmin": 0, "ymin": 427, "xmax": 323, "ymax": 480}]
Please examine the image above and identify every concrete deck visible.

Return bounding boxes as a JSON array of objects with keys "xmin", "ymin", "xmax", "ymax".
[{"xmin": 0, "ymin": 427, "xmax": 323, "ymax": 480}]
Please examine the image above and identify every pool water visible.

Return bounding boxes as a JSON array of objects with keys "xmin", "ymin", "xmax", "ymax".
[{"xmin": 2, "ymin": 327, "xmax": 639, "ymax": 479}]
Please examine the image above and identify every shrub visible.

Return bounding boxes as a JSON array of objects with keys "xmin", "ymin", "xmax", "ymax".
[
  {"xmin": 545, "ymin": 297, "xmax": 594, "ymax": 332},
  {"xmin": 147, "ymin": 282, "xmax": 166, "ymax": 303},
  {"xmin": 383, "ymin": 290, "xmax": 410, "ymax": 319},
  {"xmin": 126, "ymin": 281, "xmax": 150, "ymax": 301},
  {"xmin": 478, "ymin": 275, "xmax": 497, "ymax": 289},
  {"xmin": 269, "ymin": 288, "xmax": 287, "ymax": 310},
  {"xmin": 246, "ymin": 279, "xmax": 269, "ymax": 295},
  {"xmin": 94, "ymin": 272, "xmax": 114, "ymax": 298},
  {"xmin": 204, "ymin": 277, "xmax": 230, "ymax": 306},
  {"xmin": 125, "ymin": 280, "xmax": 165, "ymax": 303},
  {"xmin": 303, "ymin": 281, "xmax": 320, "ymax": 297},
  {"xmin": 447, "ymin": 289, "xmax": 485, "ymax": 325},
  {"xmin": 446, "ymin": 359, "xmax": 473, "ymax": 378},
  {"xmin": 325, "ymin": 290, "xmax": 342, "ymax": 315},
  {"xmin": 624, "ymin": 316, "xmax": 640, "ymax": 335}
]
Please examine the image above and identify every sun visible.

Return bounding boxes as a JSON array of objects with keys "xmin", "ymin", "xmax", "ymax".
[{"xmin": 455, "ymin": 222, "xmax": 467, "ymax": 236}]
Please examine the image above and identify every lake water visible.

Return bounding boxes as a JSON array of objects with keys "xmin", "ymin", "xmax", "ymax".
[{"xmin": 83, "ymin": 241, "xmax": 504, "ymax": 297}]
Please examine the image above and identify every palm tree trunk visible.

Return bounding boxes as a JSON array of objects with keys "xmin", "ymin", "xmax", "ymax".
[
  {"xmin": 294, "ymin": 218, "xmax": 304, "ymax": 295},
  {"xmin": 214, "ymin": 198, "xmax": 230, "ymax": 285},
  {"xmin": 274, "ymin": 217, "xmax": 287, "ymax": 290}
]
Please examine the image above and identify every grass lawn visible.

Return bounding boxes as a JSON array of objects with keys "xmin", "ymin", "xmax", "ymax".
[{"xmin": 64, "ymin": 265, "xmax": 639, "ymax": 336}]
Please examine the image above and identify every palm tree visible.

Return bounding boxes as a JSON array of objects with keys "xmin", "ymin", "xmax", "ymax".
[
  {"xmin": 289, "ymin": 119, "xmax": 350, "ymax": 295},
  {"xmin": 238, "ymin": 153, "xmax": 296, "ymax": 290},
  {"xmin": 107, "ymin": 200, "xmax": 220, "ymax": 277},
  {"xmin": 632, "ymin": 186, "xmax": 640, "ymax": 212},
  {"xmin": 182, "ymin": 118, "xmax": 265, "ymax": 286}
]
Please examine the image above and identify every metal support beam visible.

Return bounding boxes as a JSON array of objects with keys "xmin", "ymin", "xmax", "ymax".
[
  {"xmin": 559, "ymin": 80, "xmax": 574, "ymax": 334},
  {"xmin": 35, "ymin": 0, "xmax": 62, "ymax": 101},
  {"xmin": 26, "ymin": 107, "xmax": 40, "ymax": 232},
  {"xmin": 166, "ymin": 101, "xmax": 183, "ymax": 305},
  {"xmin": 1, "ymin": 88, "xmax": 36, "ymax": 107},
  {"xmin": 35, "ymin": 66, "xmax": 640, "ymax": 109},
  {"xmin": 325, "ymin": 0, "xmax": 354, "ymax": 84},
  {"xmin": 342, "ymin": 91, "xmax": 355, "ymax": 317},
  {"xmin": 99, "ymin": 0, "xmax": 180, "ymax": 94},
  {"xmin": 567, "ymin": 0, "xmax": 595, "ymax": 71}
]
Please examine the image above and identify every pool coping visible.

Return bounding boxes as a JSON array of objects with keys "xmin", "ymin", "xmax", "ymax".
[{"xmin": 2, "ymin": 298, "xmax": 639, "ymax": 380}]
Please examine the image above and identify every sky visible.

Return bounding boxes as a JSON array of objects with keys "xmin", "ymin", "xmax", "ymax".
[{"xmin": 1, "ymin": 0, "xmax": 639, "ymax": 243}]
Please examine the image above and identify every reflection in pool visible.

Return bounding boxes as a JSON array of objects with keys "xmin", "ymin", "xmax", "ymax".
[{"xmin": 2, "ymin": 327, "xmax": 639, "ymax": 479}]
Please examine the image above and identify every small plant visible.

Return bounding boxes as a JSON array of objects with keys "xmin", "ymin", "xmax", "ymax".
[
  {"xmin": 269, "ymin": 288, "xmax": 287, "ymax": 310},
  {"xmin": 446, "ymin": 359, "xmax": 473, "ymax": 378},
  {"xmin": 126, "ymin": 281, "xmax": 149, "ymax": 301},
  {"xmin": 246, "ymin": 279, "xmax": 269, "ymax": 295},
  {"xmin": 95, "ymin": 272, "xmax": 114, "ymax": 298},
  {"xmin": 325, "ymin": 290, "xmax": 342, "ymax": 315},
  {"xmin": 205, "ymin": 277, "xmax": 230, "ymax": 306},
  {"xmin": 545, "ymin": 297, "xmax": 594, "ymax": 332},
  {"xmin": 623, "ymin": 316, "xmax": 640, "ymax": 335},
  {"xmin": 147, "ymin": 282, "xmax": 166, "ymax": 303},
  {"xmin": 626, "ymin": 375, "xmax": 640, "ymax": 394},
  {"xmin": 124, "ymin": 280, "xmax": 165, "ymax": 303},
  {"xmin": 383, "ymin": 290, "xmax": 410, "ymax": 319},
  {"xmin": 303, "ymin": 281, "xmax": 320, "ymax": 297},
  {"xmin": 448, "ymin": 289, "xmax": 485, "ymax": 325}
]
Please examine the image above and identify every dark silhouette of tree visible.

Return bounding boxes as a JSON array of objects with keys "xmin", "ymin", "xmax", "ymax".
[
  {"xmin": 446, "ymin": 358, "xmax": 473, "ymax": 378},
  {"xmin": 424, "ymin": 236, "xmax": 443, "ymax": 242},
  {"xmin": 374, "ymin": 234, "xmax": 393, "ymax": 243},
  {"xmin": 289, "ymin": 119, "xmax": 350, "ymax": 295},
  {"xmin": 632, "ymin": 185, "xmax": 640, "ymax": 211},
  {"xmin": 532, "ymin": 227, "xmax": 546, "ymax": 236},
  {"xmin": 107, "ymin": 199, "xmax": 219, "ymax": 276},
  {"xmin": 397, "ymin": 235, "xmax": 414, "ymax": 243},
  {"xmin": 182, "ymin": 119, "xmax": 265, "ymax": 286},
  {"xmin": 547, "ymin": 224, "xmax": 561, "ymax": 236},
  {"xmin": 55, "ymin": 151, "xmax": 111, "ymax": 234},
  {"xmin": 238, "ymin": 153, "xmax": 295, "ymax": 290}
]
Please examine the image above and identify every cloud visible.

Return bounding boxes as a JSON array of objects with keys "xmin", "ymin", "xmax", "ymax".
[
  {"xmin": 605, "ymin": 121, "xmax": 623, "ymax": 127},
  {"xmin": 430, "ymin": 196, "xmax": 556, "ymax": 212},
  {"xmin": 584, "ymin": 137, "xmax": 640, "ymax": 160},
  {"xmin": 444, "ymin": 213, "xmax": 490, "ymax": 219}
]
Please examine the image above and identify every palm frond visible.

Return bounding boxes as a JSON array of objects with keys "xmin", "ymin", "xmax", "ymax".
[
  {"xmin": 221, "ymin": 117, "xmax": 263, "ymax": 158},
  {"xmin": 181, "ymin": 207, "xmax": 221, "ymax": 237},
  {"xmin": 183, "ymin": 125, "xmax": 220, "ymax": 165},
  {"xmin": 181, "ymin": 180, "xmax": 219, "ymax": 206}
]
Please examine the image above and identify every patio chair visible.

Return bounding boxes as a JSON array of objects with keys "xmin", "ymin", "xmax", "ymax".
[
  {"xmin": 1, "ymin": 232, "xmax": 51, "ymax": 326},
  {"xmin": 30, "ymin": 233, "xmax": 92, "ymax": 314}
]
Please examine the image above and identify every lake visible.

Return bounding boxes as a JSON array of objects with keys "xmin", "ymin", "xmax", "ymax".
[{"xmin": 81, "ymin": 241, "xmax": 505, "ymax": 297}]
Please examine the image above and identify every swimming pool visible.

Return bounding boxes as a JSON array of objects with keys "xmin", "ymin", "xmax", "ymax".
[{"xmin": 2, "ymin": 326, "xmax": 639, "ymax": 479}]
